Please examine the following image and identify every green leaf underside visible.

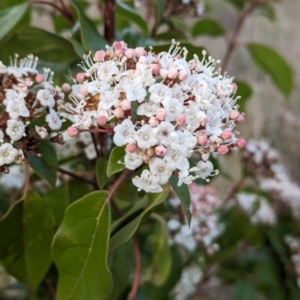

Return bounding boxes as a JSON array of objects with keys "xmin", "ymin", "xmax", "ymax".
[
  {"xmin": 26, "ymin": 141, "xmax": 58, "ymax": 187},
  {"xmin": 52, "ymin": 191, "xmax": 112, "ymax": 300},
  {"xmin": 0, "ymin": 191, "xmax": 56, "ymax": 289},
  {"xmin": 107, "ymin": 146, "xmax": 126, "ymax": 177},
  {"xmin": 0, "ymin": 3, "xmax": 28, "ymax": 40},
  {"xmin": 71, "ymin": 0, "xmax": 107, "ymax": 52},
  {"xmin": 192, "ymin": 19, "xmax": 225, "ymax": 37},
  {"xmin": 247, "ymin": 43, "xmax": 293, "ymax": 96},
  {"xmin": 235, "ymin": 81, "xmax": 253, "ymax": 113},
  {"xmin": 109, "ymin": 185, "xmax": 170, "ymax": 253},
  {"xmin": 169, "ymin": 175, "xmax": 191, "ymax": 226}
]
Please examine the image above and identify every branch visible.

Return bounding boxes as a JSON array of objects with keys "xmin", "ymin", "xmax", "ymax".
[{"xmin": 104, "ymin": 0, "xmax": 116, "ymax": 43}]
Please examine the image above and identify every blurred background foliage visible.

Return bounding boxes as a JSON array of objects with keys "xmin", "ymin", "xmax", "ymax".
[{"xmin": 1, "ymin": 0, "xmax": 300, "ymax": 299}]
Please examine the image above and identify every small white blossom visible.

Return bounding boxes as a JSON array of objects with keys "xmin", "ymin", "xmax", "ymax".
[
  {"xmin": 0, "ymin": 143, "xmax": 19, "ymax": 166},
  {"xmin": 6, "ymin": 120, "xmax": 25, "ymax": 141},
  {"xmin": 132, "ymin": 169, "xmax": 163, "ymax": 193},
  {"xmin": 46, "ymin": 109, "xmax": 62, "ymax": 130}
]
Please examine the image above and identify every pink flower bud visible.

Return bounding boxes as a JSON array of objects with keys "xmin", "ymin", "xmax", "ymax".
[
  {"xmin": 67, "ymin": 126, "xmax": 79, "ymax": 137},
  {"xmin": 80, "ymin": 85, "xmax": 89, "ymax": 96},
  {"xmin": 113, "ymin": 41, "xmax": 123, "ymax": 51},
  {"xmin": 97, "ymin": 115, "xmax": 107, "ymax": 126},
  {"xmin": 236, "ymin": 138, "xmax": 246, "ymax": 148},
  {"xmin": 236, "ymin": 114, "xmax": 245, "ymax": 124},
  {"xmin": 62, "ymin": 83, "xmax": 71, "ymax": 93},
  {"xmin": 94, "ymin": 50, "xmax": 105, "ymax": 61},
  {"xmin": 156, "ymin": 108, "xmax": 166, "ymax": 121},
  {"xmin": 135, "ymin": 47, "xmax": 146, "ymax": 57},
  {"xmin": 178, "ymin": 69, "xmax": 188, "ymax": 81},
  {"xmin": 25, "ymin": 78, "xmax": 33, "ymax": 87},
  {"xmin": 167, "ymin": 68, "xmax": 178, "ymax": 79},
  {"xmin": 231, "ymin": 82, "xmax": 238, "ymax": 93},
  {"xmin": 126, "ymin": 143, "xmax": 137, "ymax": 153},
  {"xmin": 176, "ymin": 114, "xmax": 186, "ymax": 125},
  {"xmin": 149, "ymin": 117, "xmax": 159, "ymax": 127},
  {"xmin": 229, "ymin": 110, "xmax": 240, "ymax": 120},
  {"xmin": 197, "ymin": 135, "xmax": 207, "ymax": 146},
  {"xmin": 159, "ymin": 69, "xmax": 168, "ymax": 78},
  {"xmin": 217, "ymin": 145, "xmax": 229, "ymax": 155},
  {"xmin": 120, "ymin": 100, "xmax": 131, "ymax": 110},
  {"xmin": 125, "ymin": 48, "xmax": 136, "ymax": 59},
  {"xmin": 155, "ymin": 145, "xmax": 167, "ymax": 156},
  {"xmin": 221, "ymin": 129, "xmax": 232, "ymax": 140},
  {"xmin": 114, "ymin": 107, "xmax": 124, "ymax": 118},
  {"xmin": 35, "ymin": 74, "xmax": 44, "ymax": 83},
  {"xmin": 76, "ymin": 73, "xmax": 85, "ymax": 83},
  {"xmin": 150, "ymin": 63, "xmax": 159, "ymax": 75}
]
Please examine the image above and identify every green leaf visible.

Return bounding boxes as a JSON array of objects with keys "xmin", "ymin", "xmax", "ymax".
[
  {"xmin": 235, "ymin": 81, "xmax": 253, "ymax": 113},
  {"xmin": 96, "ymin": 157, "xmax": 110, "ymax": 189},
  {"xmin": 0, "ymin": 191, "xmax": 56, "ymax": 289},
  {"xmin": 52, "ymin": 191, "xmax": 112, "ymax": 300},
  {"xmin": 71, "ymin": 0, "xmax": 107, "ymax": 52},
  {"xmin": 26, "ymin": 141, "xmax": 58, "ymax": 187},
  {"xmin": 107, "ymin": 146, "xmax": 126, "ymax": 177},
  {"xmin": 191, "ymin": 19, "xmax": 225, "ymax": 37},
  {"xmin": 233, "ymin": 280, "xmax": 256, "ymax": 300},
  {"xmin": 0, "ymin": 3, "xmax": 28, "ymax": 40},
  {"xmin": 256, "ymin": 4, "xmax": 276, "ymax": 21},
  {"xmin": 225, "ymin": 0, "xmax": 247, "ymax": 10},
  {"xmin": 155, "ymin": 0, "xmax": 165, "ymax": 23},
  {"xmin": 247, "ymin": 43, "xmax": 293, "ymax": 96},
  {"xmin": 109, "ymin": 185, "xmax": 170, "ymax": 253},
  {"xmin": 169, "ymin": 175, "xmax": 191, "ymax": 226},
  {"xmin": 0, "ymin": 27, "xmax": 79, "ymax": 65},
  {"xmin": 116, "ymin": 2, "xmax": 149, "ymax": 34}
]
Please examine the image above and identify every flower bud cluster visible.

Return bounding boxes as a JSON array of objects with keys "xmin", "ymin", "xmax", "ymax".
[
  {"xmin": 168, "ymin": 183, "xmax": 222, "ymax": 253},
  {"xmin": 285, "ymin": 236, "xmax": 300, "ymax": 288},
  {"xmin": 0, "ymin": 54, "xmax": 64, "ymax": 173},
  {"xmin": 63, "ymin": 40, "xmax": 245, "ymax": 192}
]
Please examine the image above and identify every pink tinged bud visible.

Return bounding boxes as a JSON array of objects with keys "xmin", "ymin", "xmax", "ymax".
[
  {"xmin": 229, "ymin": 110, "xmax": 240, "ymax": 120},
  {"xmin": 221, "ymin": 129, "xmax": 232, "ymax": 140},
  {"xmin": 76, "ymin": 72, "xmax": 85, "ymax": 83},
  {"xmin": 114, "ymin": 107, "xmax": 124, "ymax": 118},
  {"xmin": 156, "ymin": 108, "xmax": 166, "ymax": 121},
  {"xmin": 126, "ymin": 143, "xmax": 137, "ymax": 153},
  {"xmin": 155, "ymin": 145, "xmax": 167, "ymax": 156},
  {"xmin": 62, "ymin": 83, "xmax": 71, "ymax": 93},
  {"xmin": 97, "ymin": 115, "xmax": 107, "ymax": 126},
  {"xmin": 25, "ymin": 78, "xmax": 33, "ymax": 86},
  {"xmin": 176, "ymin": 114, "xmax": 186, "ymax": 125},
  {"xmin": 159, "ymin": 69, "xmax": 168, "ymax": 78},
  {"xmin": 149, "ymin": 64, "xmax": 159, "ymax": 75},
  {"xmin": 236, "ymin": 138, "xmax": 246, "ymax": 148},
  {"xmin": 178, "ymin": 69, "xmax": 188, "ymax": 81},
  {"xmin": 135, "ymin": 47, "xmax": 146, "ymax": 57},
  {"xmin": 120, "ymin": 100, "xmax": 131, "ymax": 111},
  {"xmin": 217, "ymin": 145, "xmax": 229, "ymax": 155},
  {"xmin": 67, "ymin": 126, "xmax": 79, "ymax": 137},
  {"xmin": 236, "ymin": 114, "xmax": 245, "ymax": 124},
  {"xmin": 80, "ymin": 85, "xmax": 89, "ymax": 96},
  {"xmin": 231, "ymin": 82, "xmax": 238, "ymax": 93},
  {"xmin": 200, "ymin": 117, "xmax": 208, "ymax": 126},
  {"xmin": 197, "ymin": 135, "xmax": 207, "ymax": 146},
  {"xmin": 113, "ymin": 41, "xmax": 123, "ymax": 51},
  {"xmin": 125, "ymin": 48, "xmax": 136, "ymax": 59},
  {"xmin": 94, "ymin": 50, "xmax": 105, "ymax": 61},
  {"xmin": 149, "ymin": 117, "xmax": 159, "ymax": 127},
  {"xmin": 35, "ymin": 74, "xmax": 44, "ymax": 83},
  {"xmin": 167, "ymin": 68, "xmax": 178, "ymax": 79}
]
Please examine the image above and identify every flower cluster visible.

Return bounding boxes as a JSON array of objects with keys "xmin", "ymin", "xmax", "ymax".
[
  {"xmin": 168, "ymin": 183, "xmax": 223, "ymax": 253},
  {"xmin": 64, "ymin": 40, "xmax": 245, "ymax": 192},
  {"xmin": 0, "ymin": 55, "xmax": 64, "ymax": 173},
  {"xmin": 285, "ymin": 236, "xmax": 300, "ymax": 288},
  {"xmin": 243, "ymin": 140, "xmax": 300, "ymax": 219}
]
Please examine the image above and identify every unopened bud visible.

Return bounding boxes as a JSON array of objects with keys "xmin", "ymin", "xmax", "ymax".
[
  {"xmin": 35, "ymin": 74, "xmax": 44, "ymax": 83},
  {"xmin": 97, "ymin": 115, "xmax": 107, "ymax": 125},
  {"xmin": 236, "ymin": 138, "xmax": 246, "ymax": 148},
  {"xmin": 217, "ymin": 145, "xmax": 229, "ymax": 155},
  {"xmin": 62, "ymin": 83, "xmax": 71, "ymax": 93},
  {"xmin": 114, "ymin": 107, "xmax": 124, "ymax": 118},
  {"xmin": 197, "ymin": 135, "xmax": 207, "ymax": 146},
  {"xmin": 178, "ymin": 69, "xmax": 188, "ymax": 81},
  {"xmin": 80, "ymin": 85, "xmax": 89, "ymax": 96},
  {"xmin": 221, "ymin": 129, "xmax": 232, "ymax": 140},
  {"xmin": 67, "ymin": 126, "xmax": 79, "ymax": 137},
  {"xmin": 229, "ymin": 110, "xmax": 240, "ymax": 120},
  {"xmin": 236, "ymin": 114, "xmax": 245, "ymax": 123},
  {"xmin": 125, "ymin": 49, "xmax": 136, "ymax": 59},
  {"xmin": 150, "ymin": 63, "xmax": 159, "ymax": 75},
  {"xmin": 149, "ymin": 117, "xmax": 159, "ymax": 127},
  {"xmin": 231, "ymin": 82, "xmax": 238, "ymax": 93},
  {"xmin": 155, "ymin": 145, "xmax": 167, "ymax": 156},
  {"xmin": 126, "ymin": 143, "xmax": 137, "ymax": 153},
  {"xmin": 76, "ymin": 73, "xmax": 85, "ymax": 83},
  {"xmin": 167, "ymin": 68, "xmax": 178, "ymax": 79},
  {"xmin": 176, "ymin": 114, "xmax": 186, "ymax": 125},
  {"xmin": 156, "ymin": 108, "xmax": 166, "ymax": 121},
  {"xmin": 120, "ymin": 100, "xmax": 131, "ymax": 110},
  {"xmin": 94, "ymin": 50, "xmax": 105, "ymax": 61}
]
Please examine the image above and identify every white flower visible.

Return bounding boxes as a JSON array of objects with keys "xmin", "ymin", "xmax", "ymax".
[
  {"xmin": 0, "ymin": 143, "xmax": 19, "ymax": 166},
  {"xmin": 35, "ymin": 126, "xmax": 48, "ymax": 139},
  {"xmin": 0, "ymin": 165, "xmax": 25, "ymax": 188},
  {"xmin": 149, "ymin": 83, "xmax": 172, "ymax": 104},
  {"xmin": 6, "ymin": 98, "xmax": 29, "ymax": 119},
  {"xmin": 124, "ymin": 150, "xmax": 144, "ymax": 170},
  {"xmin": 123, "ymin": 78, "xmax": 147, "ymax": 103},
  {"xmin": 162, "ymin": 98, "xmax": 184, "ymax": 122},
  {"xmin": 96, "ymin": 61, "xmax": 119, "ymax": 83},
  {"xmin": 156, "ymin": 121, "xmax": 176, "ymax": 147},
  {"xmin": 134, "ymin": 125, "xmax": 158, "ymax": 149},
  {"xmin": 132, "ymin": 169, "xmax": 163, "ymax": 193},
  {"xmin": 0, "ymin": 130, "xmax": 4, "ymax": 141},
  {"xmin": 36, "ymin": 89, "xmax": 55, "ymax": 108},
  {"xmin": 185, "ymin": 102, "xmax": 206, "ymax": 130},
  {"xmin": 84, "ymin": 143, "xmax": 97, "ymax": 160},
  {"xmin": 6, "ymin": 120, "xmax": 25, "ymax": 141},
  {"xmin": 113, "ymin": 119, "xmax": 135, "ymax": 146},
  {"xmin": 99, "ymin": 90, "xmax": 119, "ymax": 110},
  {"xmin": 149, "ymin": 157, "xmax": 173, "ymax": 184},
  {"xmin": 46, "ymin": 109, "xmax": 62, "ymax": 130},
  {"xmin": 137, "ymin": 101, "xmax": 160, "ymax": 118},
  {"xmin": 195, "ymin": 160, "xmax": 214, "ymax": 178}
]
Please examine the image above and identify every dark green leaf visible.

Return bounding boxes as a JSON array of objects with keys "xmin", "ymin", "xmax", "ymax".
[
  {"xmin": 26, "ymin": 141, "xmax": 58, "ymax": 187},
  {"xmin": 169, "ymin": 175, "xmax": 191, "ymax": 225},
  {"xmin": 52, "ymin": 191, "xmax": 112, "ymax": 300},
  {"xmin": 191, "ymin": 19, "xmax": 225, "ymax": 37},
  {"xmin": 256, "ymin": 4, "xmax": 276, "ymax": 21},
  {"xmin": 235, "ymin": 81, "xmax": 253, "ymax": 113},
  {"xmin": 225, "ymin": 0, "xmax": 247, "ymax": 10},
  {"xmin": 0, "ymin": 0, "xmax": 26, "ymax": 9},
  {"xmin": 116, "ymin": 2, "xmax": 149, "ymax": 34},
  {"xmin": 0, "ymin": 3, "xmax": 28, "ymax": 40},
  {"xmin": 68, "ymin": 36, "xmax": 86, "ymax": 57},
  {"xmin": 247, "ymin": 43, "xmax": 293, "ymax": 96},
  {"xmin": 0, "ymin": 27, "xmax": 79, "ymax": 65},
  {"xmin": 233, "ymin": 280, "xmax": 256, "ymax": 300},
  {"xmin": 0, "ymin": 191, "xmax": 56, "ymax": 289},
  {"xmin": 154, "ymin": 0, "xmax": 165, "ymax": 23},
  {"xmin": 109, "ymin": 185, "xmax": 170, "ymax": 253},
  {"xmin": 71, "ymin": 0, "xmax": 107, "ymax": 52},
  {"xmin": 96, "ymin": 157, "xmax": 110, "ymax": 189},
  {"xmin": 154, "ymin": 31, "xmax": 186, "ymax": 41},
  {"xmin": 107, "ymin": 146, "xmax": 126, "ymax": 177}
]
